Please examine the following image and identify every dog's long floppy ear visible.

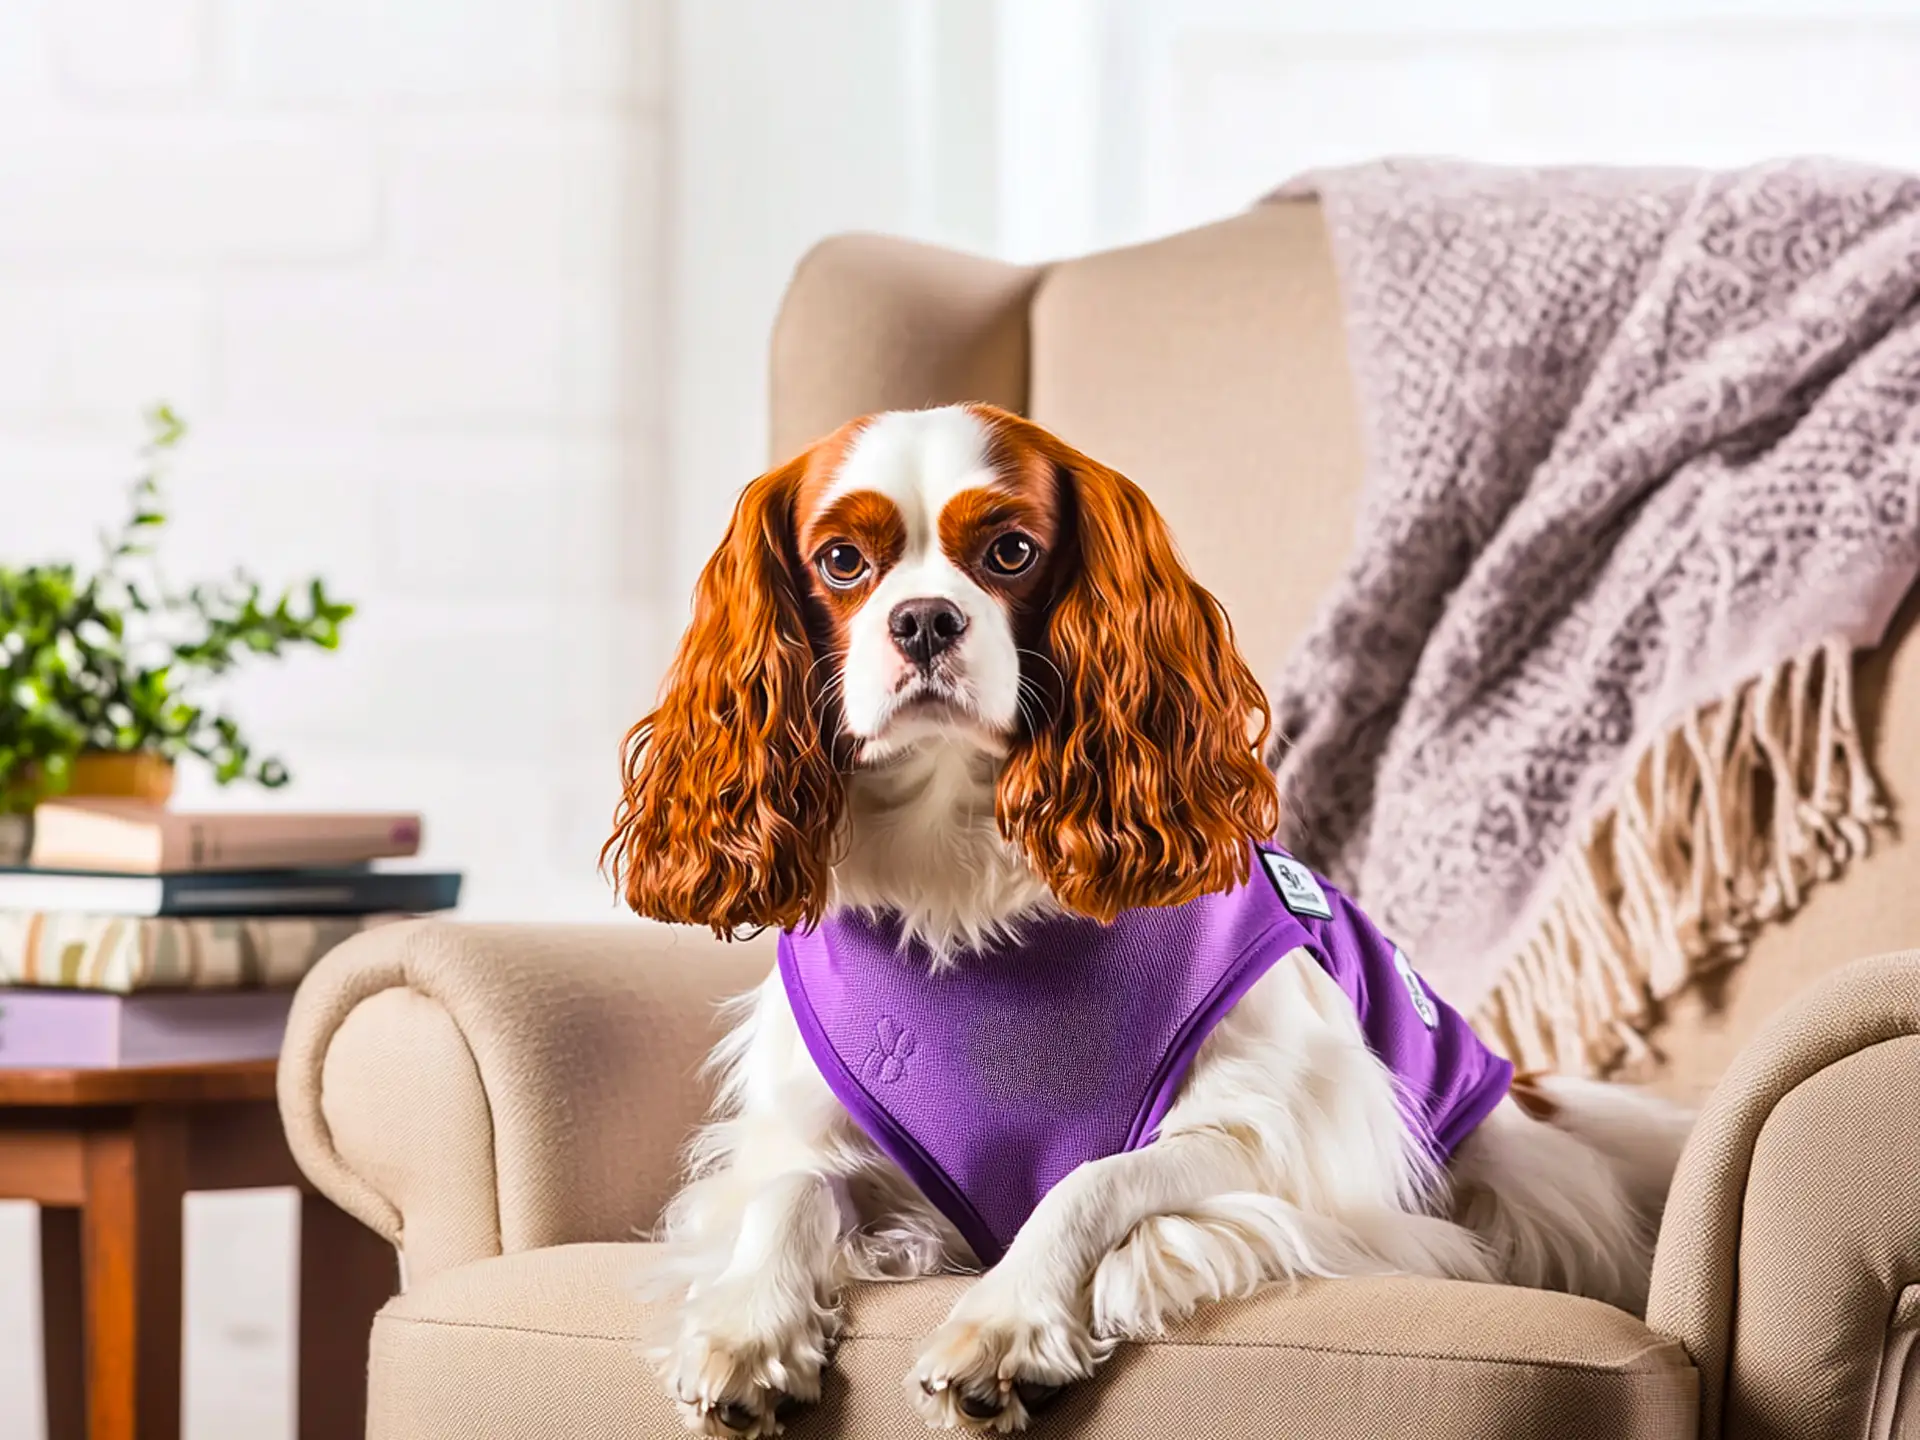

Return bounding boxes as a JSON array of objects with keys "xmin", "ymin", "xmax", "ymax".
[
  {"xmin": 994, "ymin": 425, "xmax": 1279, "ymax": 920},
  {"xmin": 603, "ymin": 452, "xmax": 841, "ymax": 937}
]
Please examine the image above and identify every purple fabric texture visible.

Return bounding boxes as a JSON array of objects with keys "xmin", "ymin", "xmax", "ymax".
[{"xmin": 778, "ymin": 845, "xmax": 1511, "ymax": 1265}]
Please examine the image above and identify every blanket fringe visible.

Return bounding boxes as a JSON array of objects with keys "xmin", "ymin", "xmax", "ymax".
[{"xmin": 1475, "ymin": 638, "xmax": 1889, "ymax": 1076}]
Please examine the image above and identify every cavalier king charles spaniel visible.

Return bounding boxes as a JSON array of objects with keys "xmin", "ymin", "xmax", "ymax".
[{"xmin": 608, "ymin": 403, "xmax": 1693, "ymax": 1436}]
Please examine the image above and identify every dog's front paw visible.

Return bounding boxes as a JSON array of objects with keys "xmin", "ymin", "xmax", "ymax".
[
  {"xmin": 906, "ymin": 1285, "xmax": 1105, "ymax": 1432},
  {"xmin": 655, "ymin": 1289, "xmax": 833, "ymax": 1438}
]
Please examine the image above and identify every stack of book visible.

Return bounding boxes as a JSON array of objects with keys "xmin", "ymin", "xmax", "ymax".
[{"xmin": 0, "ymin": 799, "xmax": 459, "ymax": 1068}]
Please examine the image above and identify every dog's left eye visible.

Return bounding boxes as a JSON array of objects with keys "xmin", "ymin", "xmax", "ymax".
[
  {"xmin": 984, "ymin": 532, "xmax": 1038, "ymax": 577},
  {"xmin": 818, "ymin": 543, "xmax": 870, "ymax": 589}
]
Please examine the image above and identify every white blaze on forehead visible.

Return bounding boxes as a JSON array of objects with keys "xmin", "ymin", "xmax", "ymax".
[
  {"xmin": 827, "ymin": 406, "xmax": 1024, "ymax": 742},
  {"xmin": 825, "ymin": 405, "xmax": 996, "ymax": 554}
]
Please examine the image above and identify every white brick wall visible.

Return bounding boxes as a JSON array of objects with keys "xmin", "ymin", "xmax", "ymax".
[
  {"xmin": 0, "ymin": 3, "xmax": 667, "ymax": 1436},
  {"xmin": 0, "ymin": 0, "xmax": 667, "ymax": 926}
]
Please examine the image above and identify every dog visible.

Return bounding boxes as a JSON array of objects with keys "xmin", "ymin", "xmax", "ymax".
[{"xmin": 607, "ymin": 403, "xmax": 1693, "ymax": 1436}]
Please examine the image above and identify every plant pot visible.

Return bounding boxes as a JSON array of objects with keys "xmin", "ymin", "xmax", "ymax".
[{"xmin": 66, "ymin": 751, "xmax": 176, "ymax": 806}]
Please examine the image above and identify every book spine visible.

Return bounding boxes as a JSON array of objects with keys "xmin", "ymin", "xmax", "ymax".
[
  {"xmin": 167, "ymin": 821, "xmax": 421, "ymax": 873},
  {"xmin": 0, "ymin": 992, "xmax": 120, "ymax": 1066},
  {"xmin": 0, "ymin": 913, "xmax": 371, "ymax": 991},
  {"xmin": 159, "ymin": 872, "xmax": 459, "ymax": 917},
  {"xmin": 0, "ymin": 992, "xmax": 291, "ymax": 1067},
  {"xmin": 120, "ymin": 994, "xmax": 291, "ymax": 1067}
]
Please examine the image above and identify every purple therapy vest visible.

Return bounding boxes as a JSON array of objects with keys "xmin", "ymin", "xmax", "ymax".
[{"xmin": 778, "ymin": 844, "xmax": 1511, "ymax": 1266}]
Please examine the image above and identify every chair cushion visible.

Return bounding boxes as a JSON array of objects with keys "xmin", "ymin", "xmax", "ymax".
[{"xmin": 368, "ymin": 1242, "xmax": 1698, "ymax": 1439}]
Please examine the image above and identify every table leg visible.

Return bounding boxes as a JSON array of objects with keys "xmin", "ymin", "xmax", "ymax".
[
  {"xmin": 39, "ymin": 1206, "xmax": 85, "ymax": 1440},
  {"xmin": 298, "ymin": 1192, "xmax": 397, "ymax": 1440},
  {"xmin": 81, "ymin": 1109, "xmax": 188, "ymax": 1440}
]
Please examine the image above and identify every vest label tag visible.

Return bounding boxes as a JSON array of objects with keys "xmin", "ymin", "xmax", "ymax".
[
  {"xmin": 1393, "ymin": 947, "xmax": 1441, "ymax": 1029},
  {"xmin": 1260, "ymin": 850, "xmax": 1334, "ymax": 920}
]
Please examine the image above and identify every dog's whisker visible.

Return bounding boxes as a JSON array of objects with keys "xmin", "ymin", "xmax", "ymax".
[
  {"xmin": 1013, "ymin": 690, "xmax": 1042, "ymax": 735},
  {"xmin": 1015, "ymin": 647, "xmax": 1065, "ymax": 692}
]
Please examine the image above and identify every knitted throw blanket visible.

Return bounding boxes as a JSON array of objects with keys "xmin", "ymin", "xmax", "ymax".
[{"xmin": 1267, "ymin": 160, "xmax": 1920, "ymax": 1076}]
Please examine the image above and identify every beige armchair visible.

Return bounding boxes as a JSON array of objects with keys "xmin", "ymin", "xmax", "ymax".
[{"xmin": 280, "ymin": 202, "xmax": 1920, "ymax": 1439}]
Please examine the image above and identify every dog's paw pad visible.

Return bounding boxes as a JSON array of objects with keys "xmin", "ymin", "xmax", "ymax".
[
  {"xmin": 906, "ymin": 1311, "xmax": 1096, "ymax": 1432},
  {"xmin": 656, "ymin": 1313, "xmax": 827, "ymax": 1438}
]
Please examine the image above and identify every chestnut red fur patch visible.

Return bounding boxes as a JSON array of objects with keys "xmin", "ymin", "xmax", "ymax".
[{"xmin": 975, "ymin": 404, "xmax": 1280, "ymax": 921}]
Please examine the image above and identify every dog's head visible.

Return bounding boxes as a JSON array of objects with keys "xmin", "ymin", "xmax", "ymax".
[{"xmin": 606, "ymin": 404, "xmax": 1277, "ymax": 937}]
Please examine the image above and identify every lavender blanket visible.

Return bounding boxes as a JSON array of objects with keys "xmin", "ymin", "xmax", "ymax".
[{"xmin": 1267, "ymin": 160, "xmax": 1920, "ymax": 1074}]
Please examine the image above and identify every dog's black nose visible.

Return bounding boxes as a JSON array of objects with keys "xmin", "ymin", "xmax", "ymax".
[{"xmin": 889, "ymin": 597, "xmax": 967, "ymax": 668}]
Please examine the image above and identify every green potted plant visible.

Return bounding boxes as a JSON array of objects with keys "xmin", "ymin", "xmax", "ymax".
[{"xmin": 0, "ymin": 406, "xmax": 354, "ymax": 813}]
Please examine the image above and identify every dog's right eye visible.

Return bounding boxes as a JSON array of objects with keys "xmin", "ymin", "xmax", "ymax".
[{"xmin": 818, "ymin": 543, "xmax": 870, "ymax": 589}]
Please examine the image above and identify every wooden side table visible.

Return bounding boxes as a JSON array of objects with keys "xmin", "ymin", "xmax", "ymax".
[{"xmin": 0, "ymin": 1059, "xmax": 397, "ymax": 1440}]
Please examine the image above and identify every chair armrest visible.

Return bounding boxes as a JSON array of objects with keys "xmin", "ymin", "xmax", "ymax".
[
  {"xmin": 769, "ymin": 233, "xmax": 1045, "ymax": 460},
  {"xmin": 278, "ymin": 918, "xmax": 773, "ymax": 1286},
  {"xmin": 1646, "ymin": 948, "xmax": 1920, "ymax": 1438}
]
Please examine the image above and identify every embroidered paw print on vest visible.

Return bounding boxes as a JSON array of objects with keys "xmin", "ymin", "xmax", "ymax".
[{"xmin": 861, "ymin": 1016, "xmax": 916, "ymax": 1083}]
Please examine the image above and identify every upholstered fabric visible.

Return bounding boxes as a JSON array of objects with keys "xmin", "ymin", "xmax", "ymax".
[
  {"xmin": 279, "ymin": 202, "xmax": 1920, "ymax": 1439},
  {"xmin": 1647, "ymin": 949, "xmax": 1920, "ymax": 1439},
  {"xmin": 369, "ymin": 1243, "xmax": 1697, "ymax": 1440},
  {"xmin": 279, "ymin": 918, "xmax": 773, "ymax": 1282},
  {"xmin": 769, "ymin": 233, "xmax": 1043, "ymax": 463}
]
